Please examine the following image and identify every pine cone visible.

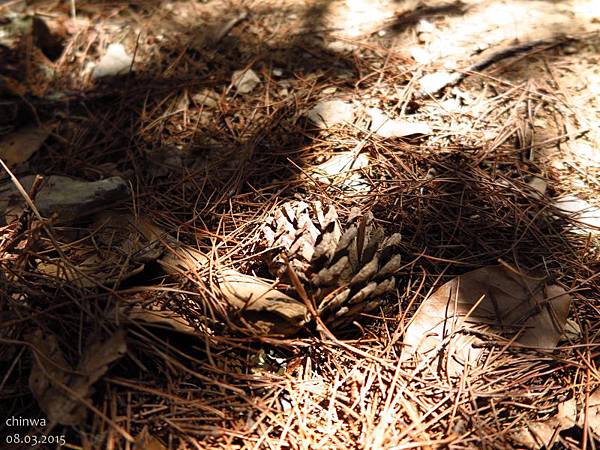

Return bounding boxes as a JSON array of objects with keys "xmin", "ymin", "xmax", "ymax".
[{"xmin": 260, "ymin": 201, "xmax": 401, "ymax": 327}]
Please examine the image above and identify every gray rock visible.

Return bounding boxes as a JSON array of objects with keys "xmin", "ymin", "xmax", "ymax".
[{"xmin": 2, "ymin": 175, "xmax": 128, "ymax": 224}]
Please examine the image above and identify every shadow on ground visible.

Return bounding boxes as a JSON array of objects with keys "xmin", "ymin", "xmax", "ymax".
[{"xmin": 0, "ymin": 0, "xmax": 598, "ymax": 448}]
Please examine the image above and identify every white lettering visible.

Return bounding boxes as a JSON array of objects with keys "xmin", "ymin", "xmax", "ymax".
[{"xmin": 4, "ymin": 416, "xmax": 47, "ymax": 427}]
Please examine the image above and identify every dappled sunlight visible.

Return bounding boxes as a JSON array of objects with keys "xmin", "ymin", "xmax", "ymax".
[{"xmin": 0, "ymin": 0, "xmax": 599, "ymax": 448}]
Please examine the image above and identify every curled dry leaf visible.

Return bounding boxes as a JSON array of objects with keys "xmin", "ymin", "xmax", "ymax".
[
  {"xmin": 513, "ymin": 389, "xmax": 600, "ymax": 448},
  {"xmin": 28, "ymin": 329, "xmax": 126, "ymax": 425},
  {"xmin": 216, "ymin": 269, "xmax": 309, "ymax": 335},
  {"xmin": 133, "ymin": 218, "xmax": 308, "ymax": 336},
  {"xmin": 118, "ymin": 300, "xmax": 199, "ymax": 336},
  {"xmin": 367, "ymin": 107, "xmax": 432, "ymax": 138},
  {"xmin": 402, "ymin": 265, "xmax": 571, "ymax": 376}
]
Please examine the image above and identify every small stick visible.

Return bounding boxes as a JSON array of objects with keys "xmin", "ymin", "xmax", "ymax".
[
  {"xmin": 213, "ymin": 11, "xmax": 248, "ymax": 45},
  {"xmin": 416, "ymin": 36, "xmax": 574, "ymax": 98}
]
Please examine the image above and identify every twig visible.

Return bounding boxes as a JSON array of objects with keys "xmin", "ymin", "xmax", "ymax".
[{"xmin": 416, "ymin": 36, "xmax": 574, "ymax": 98}]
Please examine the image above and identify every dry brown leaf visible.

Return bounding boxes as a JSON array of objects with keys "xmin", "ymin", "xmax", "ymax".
[
  {"xmin": 77, "ymin": 331, "xmax": 127, "ymax": 382},
  {"xmin": 513, "ymin": 390, "xmax": 600, "ymax": 448},
  {"xmin": 310, "ymin": 152, "xmax": 370, "ymax": 191},
  {"xmin": 134, "ymin": 426, "xmax": 167, "ymax": 450},
  {"xmin": 0, "ymin": 125, "xmax": 51, "ymax": 167},
  {"xmin": 133, "ymin": 217, "xmax": 308, "ymax": 335},
  {"xmin": 27, "ymin": 330, "xmax": 84, "ymax": 426},
  {"xmin": 158, "ymin": 245, "xmax": 210, "ymax": 274},
  {"xmin": 27, "ymin": 329, "xmax": 127, "ymax": 425},
  {"xmin": 2, "ymin": 175, "xmax": 129, "ymax": 224},
  {"xmin": 402, "ymin": 265, "xmax": 571, "ymax": 376},
  {"xmin": 122, "ymin": 304, "xmax": 198, "ymax": 335},
  {"xmin": 142, "ymin": 223, "xmax": 308, "ymax": 335},
  {"xmin": 217, "ymin": 269, "xmax": 308, "ymax": 335},
  {"xmin": 36, "ymin": 254, "xmax": 145, "ymax": 288}
]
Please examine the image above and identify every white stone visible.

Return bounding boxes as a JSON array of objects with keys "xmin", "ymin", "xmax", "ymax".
[
  {"xmin": 367, "ymin": 107, "xmax": 431, "ymax": 138},
  {"xmin": 232, "ymin": 69, "xmax": 261, "ymax": 94},
  {"xmin": 92, "ymin": 43, "xmax": 133, "ymax": 79},
  {"xmin": 418, "ymin": 71, "xmax": 459, "ymax": 95},
  {"xmin": 306, "ymin": 100, "xmax": 355, "ymax": 129},
  {"xmin": 410, "ymin": 46, "xmax": 432, "ymax": 64}
]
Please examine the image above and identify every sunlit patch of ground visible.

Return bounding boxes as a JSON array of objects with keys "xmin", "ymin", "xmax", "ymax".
[{"xmin": 1, "ymin": 0, "xmax": 599, "ymax": 448}]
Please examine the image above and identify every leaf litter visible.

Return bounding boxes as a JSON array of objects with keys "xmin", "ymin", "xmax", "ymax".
[
  {"xmin": 402, "ymin": 265, "xmax": 571, "ymax": 376},
  {"xmin": 0, "ymin": 0, "xmax": 599, "ymax": 448},
  {"xmin": 27, "ymin": 329, "xmax": 126, "ymax": 426}
]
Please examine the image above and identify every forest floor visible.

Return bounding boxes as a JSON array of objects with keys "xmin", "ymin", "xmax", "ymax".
[{"xmin": 1, "ymin": 0, "xmax": 600, "ymax": 449}]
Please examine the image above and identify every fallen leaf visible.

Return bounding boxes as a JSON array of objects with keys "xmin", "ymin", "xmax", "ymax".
[
  {"xmin": 192, "ymin": 89, "xmax": 219, "ymax": 108},
  {"xmin": 134, "ymin": 427, "xmax": 167, "ymax": 450},
  {"xmin": 136, "ymin": 219, "xmax": 308, "ymax": 335},
  {"xmin": 512, "ymin": 398, "xmax": 576, "ymax": 448},
  {"xmin": 27, "ymin": 330, "xmax": 83, "ymax": 425},
  {"xmin": 232, "ymin": 69, "xmax": 260, "ymax": 94},
  {"xmin": 314, "ymin": 152, "xmax": 368, "ymax": 176},
  {"xmin": 216, "ymin": 269, "xmax": 309, "ymax": 335},
  {"xmin": 78, "ymin": 331, "xmax": 127, "ymax": 382},
  {"xmin": 0, "ymin": 125, "xmax": 51, "ymax": 167},
  {"xmin": 306, "ymin": 100, "xmax": 355, "ymax": 129},
  {"xmin": 418, "ymin": 71, "xmax": 461, "ymax": 96},
  {"xmin": 560, "ymin": 318, "xmax": 581, "ymax": 342},
  {"xmin": 92, "ymin": 43, "xmax": 133, "ymax": 79},
  {"xmin": 123, "ymin": 304, "xmax": 198, "ymax": 335},
  {"xmin": 402, "ymin": 265, "xmax": 571, "ymax": 376},
  {"xmin": 526, "ymin": 176, "xmax": 547, "ymax": 198},
  {"xmin": 513, "ymin": 390, "xmax": 600, "ymax": 448},
  {"xmin": 28, "ymin": 329, "xmax": 127, "ymax": 425},
  {"xmin": 310, "ymin": 151, "xmax": 370, "ymax": 191}
]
